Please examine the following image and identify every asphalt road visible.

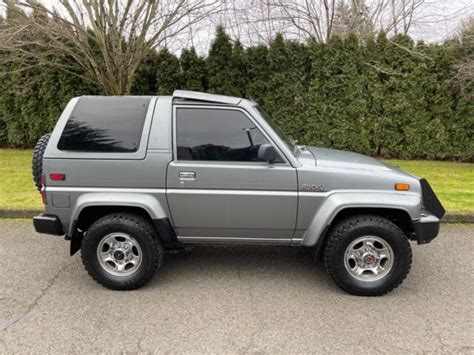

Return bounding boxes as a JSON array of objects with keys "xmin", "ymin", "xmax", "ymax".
[{"xmin": 0, "ymin": 220, "xmax": 473, "ymax": 354}]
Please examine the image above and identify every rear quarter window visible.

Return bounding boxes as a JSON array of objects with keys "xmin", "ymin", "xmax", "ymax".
[{"xmin": 57, "ymin": 97, "xmax": 151, "ymax": 152}]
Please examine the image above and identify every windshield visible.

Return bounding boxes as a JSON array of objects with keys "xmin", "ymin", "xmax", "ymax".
[{"xmin": 254, "ymin": 105, "xmax": 295, "ymax": 153}]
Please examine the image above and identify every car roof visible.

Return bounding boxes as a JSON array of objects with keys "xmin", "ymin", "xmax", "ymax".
[
  {"xmin": 75, "ymin": 91, "xmax": 245, "ymax": 106},
  {"xmin": 172, "ymin": 90, "xmax": 242, "ymax": 105}
]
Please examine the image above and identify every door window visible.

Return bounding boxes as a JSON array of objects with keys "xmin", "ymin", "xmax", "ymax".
[{"xmin": 176, "ymin": 108, "xmax": 273, "ymax": 162}]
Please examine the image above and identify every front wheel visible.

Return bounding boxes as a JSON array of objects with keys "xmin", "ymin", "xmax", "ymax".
[
  {"xmin": 81, "ymin": 213, "xmax": 164, "ymax": 290},
  {"xmin": 324, "ymin": 215, "xmax": 412, "ymax": 296}
]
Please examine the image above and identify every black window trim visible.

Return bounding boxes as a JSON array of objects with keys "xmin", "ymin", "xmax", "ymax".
[{"xmin": 172, "ymin": 104, "xmax": 290, "ymax": 166}]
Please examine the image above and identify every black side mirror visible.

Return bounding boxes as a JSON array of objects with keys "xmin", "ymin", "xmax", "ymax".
[{"xmin": 258, "ymin": 144, "xmax": 283, "ymax": 164}]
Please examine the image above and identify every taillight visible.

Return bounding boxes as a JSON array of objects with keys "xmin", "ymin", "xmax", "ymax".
[{"xmin": 40, "ymin": 173, "xmax": 47, "ymax": 205}]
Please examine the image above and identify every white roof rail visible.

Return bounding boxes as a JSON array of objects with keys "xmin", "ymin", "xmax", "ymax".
[{"xmin": 173, "ymin": 90, "xmax": 241, "ymax": 105}]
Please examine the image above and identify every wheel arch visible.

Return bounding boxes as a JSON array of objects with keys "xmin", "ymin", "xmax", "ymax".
[
  {"xmin": 69, "ymin": 193, "xmax": 177, "ymax": 255},
  {"xmin": 302, "ymin": 191, "xmax": 421, "ymax": 250},
  {"xmin": 309, "ymin": 206, "xmax": 416, "ymax": 261},
  {"xmin": 330, "ymin": 207, "xmax": 414, "ymax": 235}
]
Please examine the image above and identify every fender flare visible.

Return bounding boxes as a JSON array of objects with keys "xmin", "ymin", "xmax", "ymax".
[
  {"xmin": 302, "ymin": 191, "xmax": 421, "ymax": 247},
  {"xmin": 69, "ymin": 192, "xmax": 174, "ymax": 255}
]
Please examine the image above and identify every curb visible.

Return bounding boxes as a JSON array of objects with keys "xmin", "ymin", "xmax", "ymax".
[
  {"xmin": 0, "ymin": 209, "xmax": 472, "ymax": 223},
  {"xmin": 0, "ymin": 210, "xmax": 42, "ymax": 218},
  {"xmin": 442, "ymin": 214, "xmax": 474, "ymax": 223}
]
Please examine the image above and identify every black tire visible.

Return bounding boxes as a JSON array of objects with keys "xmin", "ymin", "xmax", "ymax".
[
  {"xmin": 81, "ymin": 213, "xmax": 164, "ymax": 290},
  {"xmin": 324, "ymin": 215, "xmax": 412, "ymax": 296},
  {"xmin": 32, "ymin": 133, "xmax": 51, "ymax": 191}
]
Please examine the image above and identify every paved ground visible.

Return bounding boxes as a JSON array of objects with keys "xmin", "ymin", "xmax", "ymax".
[{"xmin": 0, "ymin": 220, "xmax": 473, "ymax": 354}]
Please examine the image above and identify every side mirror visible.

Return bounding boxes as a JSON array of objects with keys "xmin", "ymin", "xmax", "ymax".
[{"xmin": 258, "ymin": 144, "xmax": 283, "ymax": 164}]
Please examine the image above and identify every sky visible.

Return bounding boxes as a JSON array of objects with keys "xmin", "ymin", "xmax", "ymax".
[
  {"xmin": 179, "ymin": 0, "xmax": 474, "ymax": 54},
  {"xmin": 1, "ymin": 0, "xmax": 473, "ymax": 52},
  {"xmin": 408, "ymin": 0, "xmax": 473, "ymax": 41}
]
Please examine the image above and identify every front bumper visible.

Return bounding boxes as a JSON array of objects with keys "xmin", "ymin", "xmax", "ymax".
[
  {"xmin": 420, "ymin": 178, "xmax": 445, "ymax": 219},
  {"xmin": 413, "ymin": 213, "xmax": 440, "ymax": 244},
  {"xmin": 33, "ymin": 213, "xmax": 64, "ymax": 235},
  {"xmin": 412, "ymin": 178, "xmax": 445, "ymax": 245}
]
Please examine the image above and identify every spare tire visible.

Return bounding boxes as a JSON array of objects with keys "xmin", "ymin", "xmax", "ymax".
[{"xmin": 32, "ymin": 133, "xmax": 51, "ymax": 191}]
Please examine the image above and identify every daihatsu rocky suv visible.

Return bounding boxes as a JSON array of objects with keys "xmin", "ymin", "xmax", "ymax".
[{"xmin": 32, "ymin": 90, "xmax": 445, "ymax": 296}]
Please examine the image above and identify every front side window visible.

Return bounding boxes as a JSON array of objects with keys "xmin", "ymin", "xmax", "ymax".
[
  {"xmin": 58, "ymin": 97, "xmax": 150, "ymax": 152},
  {"xmin": 176, "ymin": 108, "xmax": 272, "ymax": 162}
]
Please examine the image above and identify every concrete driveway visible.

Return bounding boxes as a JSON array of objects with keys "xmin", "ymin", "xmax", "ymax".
[{"xmin": 1, "ymin": 220, "xmax": 473, "ymax": 353}]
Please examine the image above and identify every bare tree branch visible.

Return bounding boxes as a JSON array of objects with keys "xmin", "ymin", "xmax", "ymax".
[{"xmin": 0, "ymin": 0, "xmax": 217, "ymax": 94}]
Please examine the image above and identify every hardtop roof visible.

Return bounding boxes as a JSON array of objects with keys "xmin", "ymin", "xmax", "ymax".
[{"xmin": 172, "ymin": 90, "xmax": 241, "ymax": 105}]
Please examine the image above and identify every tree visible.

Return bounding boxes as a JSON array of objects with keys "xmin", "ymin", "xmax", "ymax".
[
  {"xmin": 386, "ymin": 0, "xmax": 425, "ymax": 35},
  {"xmin": 333, "ymin": 0, "xmax": 376, "ymax": 41},
  {"xmin": 363, "ymin": 32, "xmax": 431, "ymax": 158},
  {"xmin": 230, "ymin": 40, "xmax": 248, "ymax": 97},
  {"xmin": 273, "ymin": 0, "xmax": 337, "ymax": 43},
  {"xmin": 454, "ymin": 17, "xmax": 474, "ymax": 97},
  {"xmin": 155, "ymin": 48, "xmax": 181, "ymax": 95},
  {"xmin": 180, "ymin": 47, "xmax": 207, "ymax": 91},
  {"xmin": 0, "ymin": 53, "xmax": 97, "ymax": 147},
  {"xmin": 264, "ymin": 33, "xmax": 310, "ymax": 141},
  {"xmin": 0, "ymin": 0, "xmax": 215, "ymax": 95},
  {"xmin": 132, "ymin": 51, "xmax": 160, "ymax": 95},
  {"xmin": 271, "ymin": 0, "xmax": 426, "ymax": 43},
  {"xmin": 207, "ymin": 26, "xmax": 240, "ymax": 96},
  {"xmin": 306, "ymin": 33, "xmax": 370, "ymax": 153},
  {"xmin": 245, "ymin": 45, "xmax": 271, "ymax": 104}
]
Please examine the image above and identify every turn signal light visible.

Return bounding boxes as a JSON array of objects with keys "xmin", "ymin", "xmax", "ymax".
[
  {"xmin": 395, "ymin": 183, "xmax": 410, "ymax": 191},
  {"xmin": 50, "ymin": 173, "xmax": 66, "ymax": 181}
]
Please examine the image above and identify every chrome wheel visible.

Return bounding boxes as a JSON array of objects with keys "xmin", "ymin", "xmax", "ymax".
[
  {"xmin": 97, "ymin": 233, "xmax": 142, "ymax": 277},
  {"xmin": 344, "ymin": 236, "xmax": 394, "ymax": 282}
]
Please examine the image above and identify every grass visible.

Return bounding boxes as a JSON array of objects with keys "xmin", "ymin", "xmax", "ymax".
[
  {"xmin": 0, "ymin": 149, "xmax": 472, "ymax": 214},
  {"xmin": 0, "ymin": 149, "xmax": 43, "ymax": 210},
  {"xmin": 385, "ymin": 160, "xmax": 473, "ymax": 214}
]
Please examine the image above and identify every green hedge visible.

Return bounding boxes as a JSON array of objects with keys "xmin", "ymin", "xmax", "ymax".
[{"xmin": 0, "ymin": 27, "xmax": 472, "ymax": 161}]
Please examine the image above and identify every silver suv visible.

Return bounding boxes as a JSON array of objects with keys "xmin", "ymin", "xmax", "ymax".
[{"xmin": 32, "ymin": 90, "xmax": 445, "ymax": 295}]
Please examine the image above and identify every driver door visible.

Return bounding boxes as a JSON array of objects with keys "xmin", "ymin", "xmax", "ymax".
[{"xmin": 166, "ymin": 106, "xmax": 297, "ymax": 242}]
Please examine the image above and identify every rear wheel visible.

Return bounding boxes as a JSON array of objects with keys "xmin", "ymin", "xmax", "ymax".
[
  {"xmin": 81, "ymin": 213, "xmax": 164, "ymax": 290},
  {"xmin": 324, "ymin": 215, "xmax": 412, "ymax": 296}
]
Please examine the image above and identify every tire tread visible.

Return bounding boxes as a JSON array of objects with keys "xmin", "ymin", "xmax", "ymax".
[
  {"xmin": 32, "ymin": 133, "xmax": 51, "ymax": 191},
  {"xmin": 323, "ymin": 214, "xmax": 412, "ymax": 296},
  {"xmin": 81, "ymin": 213, "xmax": 163, "ymax": 290}
]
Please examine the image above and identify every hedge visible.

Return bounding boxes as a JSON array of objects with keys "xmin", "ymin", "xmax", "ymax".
[{"xmin": 0, "ymin": 26, "xmax": 472, "ymax": 161}]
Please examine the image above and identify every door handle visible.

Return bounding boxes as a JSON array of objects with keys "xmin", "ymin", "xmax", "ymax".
[{"xmin": 179, "ymin": 171, "xmax": 196, "ymax": 180}]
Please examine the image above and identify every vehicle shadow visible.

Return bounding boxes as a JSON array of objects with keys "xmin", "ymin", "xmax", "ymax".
[{"xmin": 146, "ymin": 244, "xmax": 338, "ymax": 292}]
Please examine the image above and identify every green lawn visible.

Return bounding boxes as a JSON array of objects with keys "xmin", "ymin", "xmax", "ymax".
[
  {"xmin": 386, "ymin": 160, "xmax": 473, "ymax": 214},
  {"xmin": 0, "ymin": 149, "xmax": 42, "ymax": 210},
  {"xmin": 0, "ymin": 149, "xmax": 473, "ymax": 214}
]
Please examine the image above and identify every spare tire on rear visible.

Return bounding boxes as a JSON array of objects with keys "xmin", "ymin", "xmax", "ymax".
[{"xmin": 32, "ymin": 133, "xmax": 51, "ymax": 191}]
